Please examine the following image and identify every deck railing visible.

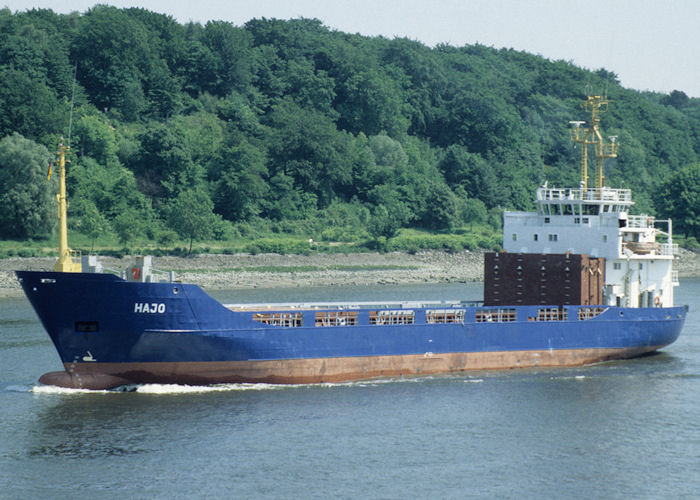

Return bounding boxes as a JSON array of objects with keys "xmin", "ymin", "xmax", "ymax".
[
  {"xmin": 537, "ymin": 187, "xmax": 632, "ymax": 203},
  {"xmin": 660, "ymin": 243, "xmax": 679, "ymax": 256}
]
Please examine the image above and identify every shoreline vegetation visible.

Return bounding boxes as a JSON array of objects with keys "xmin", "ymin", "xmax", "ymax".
[{"xmin": 2, "ymin": 248, "xmax": 699, "ymax": 298}]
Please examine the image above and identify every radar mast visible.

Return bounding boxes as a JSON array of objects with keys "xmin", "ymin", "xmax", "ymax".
[{"xmin": 570, "ymin": 95, "xmax": 619, "ymax": 191}]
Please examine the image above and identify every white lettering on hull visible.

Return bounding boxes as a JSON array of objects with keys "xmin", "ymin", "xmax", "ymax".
[{"xmin": 134, "ymin": 303, "xmax": 166, "ymax": 314}]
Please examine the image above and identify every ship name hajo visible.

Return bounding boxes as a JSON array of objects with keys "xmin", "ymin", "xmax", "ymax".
[{"xmin": 134, "ymin": 302, "xmax": 166, "ymax": 314}]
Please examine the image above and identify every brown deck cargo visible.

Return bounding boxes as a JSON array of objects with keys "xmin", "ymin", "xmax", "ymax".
[{"xmin": 484, "ymin": 252, "xmax": 605, "ymax": 306}]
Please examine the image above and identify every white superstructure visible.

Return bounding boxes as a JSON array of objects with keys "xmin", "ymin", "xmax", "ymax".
[
  {"xmin": 502, "ymin": 94, "xmax": 678, "ymax": 308},
  {"xmin": 503, "ymin": 185, "xmax": 678, "ymax": 307}
]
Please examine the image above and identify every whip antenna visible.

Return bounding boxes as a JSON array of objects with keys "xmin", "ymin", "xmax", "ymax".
[{"xmin": 67, "ymin": 63, "xmax": 77, "ymax": 147}]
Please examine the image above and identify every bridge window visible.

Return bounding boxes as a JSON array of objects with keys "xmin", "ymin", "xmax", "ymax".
[{"xmin": 582, "ymin": 204, "xmax": 600, "ymax": 215}]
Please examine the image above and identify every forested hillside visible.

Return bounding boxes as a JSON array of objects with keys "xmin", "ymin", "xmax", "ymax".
[{"xmin": 1, "ymin": 5, "xmax": 698, "ymax": 254}]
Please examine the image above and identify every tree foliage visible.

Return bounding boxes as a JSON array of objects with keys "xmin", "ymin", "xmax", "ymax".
[
  {"xmin": 656, "ymin": 163, "xmax": 700, "ymax": 239},
  {"xmin": 1, "ymin": 8, "xmax": 699, "ymax": 245},
  {"xmin": 166, "ymin": 188, "xmax": 220, "ymax": 252},
  {"xmin": 0, "ymin": 133, "xmax": 55, "ymax": 239}
]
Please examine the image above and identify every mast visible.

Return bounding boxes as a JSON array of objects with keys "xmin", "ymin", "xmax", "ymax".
[
  {"xmin": 53, "ymin": 137, "xmax": 81, "ymax": 272},
  {"xmin": 570, "ymin": 95, "xmax": 618, "ymax": 191}
]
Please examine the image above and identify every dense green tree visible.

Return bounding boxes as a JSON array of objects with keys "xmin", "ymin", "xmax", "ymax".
[
  {"xmin": 200, "ymin": 20, "xmax": 253, "ymax": 96},
  {"xmin": 336, "ymin": 68, "xmax": 409, "ymax": 137},
  {"xmin": 111, "ymin": 206, "xmax": 142, "ymax": 246},
  {"xmin": 368, "ymin": 203, "xmax": 411, "ymax": 241},
  {"xmin": 438, "ymin": 145, "xmax": 500, "ymax": 208},
  {"xmin": 72, "ymin": 114, "xmax": 118, "ymax": 165},
  {"xmin": 71, "ymin": 5, "xmax": 153, "ymax": 113},
  {"xmin": 69, "ymin": 198, "xmax": 110, "ymax": 251},
  {"xmin": 212, "ymin": 139, "xmax": 268, "ymax": 221},
  {"xmin": 0, "ymin": 69, "xmax": 66, "ymax": 141},
  {"xmin": 660, "ymin": 90, "xmax": 689, "ymax": 109},
  {"xmin": 266, "ymin": 99, "xmax": 353, "ymax": 206},
  {"xmin": 656, "ymin": 163, "xmax": 700, "ymax": 239},
  {"xmin": 369, "ymin": 134, "xmax": 408, "ymax": 169},
  {"xmin": 460, "ymin": 196, "xmax": 488, "ymax": 228},
  {"xmin": 129, "ymin": 124, "xmax": 194, "ymax": 199},
  {"xmin": 421, "ymin": 183, "xmax": 460, "ymax": 231},
  {"xmin": 0, "ymin": 133, "xmax": 55, "ymax": 239},
  {"xmin": 166, "ymin": 188, "xmax": 221, "ymax": 252}
]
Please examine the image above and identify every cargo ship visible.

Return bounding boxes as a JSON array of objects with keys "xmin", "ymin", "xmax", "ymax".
[{"xmin": 17, "ymin": 95, "xmax": 687, "ymax": 389}]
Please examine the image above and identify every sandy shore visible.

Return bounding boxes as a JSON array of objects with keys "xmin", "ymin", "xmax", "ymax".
[{"xmin": 2, "ymin": 248, "xmax": 698, "ymax": 298}]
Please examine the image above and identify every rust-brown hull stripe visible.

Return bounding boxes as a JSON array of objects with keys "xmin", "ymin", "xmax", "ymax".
[{"xmin": 38, "ymin": 346, "xmax": 664, "ymax": 389}]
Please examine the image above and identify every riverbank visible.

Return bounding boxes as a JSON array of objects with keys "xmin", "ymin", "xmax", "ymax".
[
  {"xmin": 1, "ymin": 248, "xmax": 698, "ymax": 298},
  {"xmin": 0, "ymin": 250, "xmax": 484, "ymax": 297}
]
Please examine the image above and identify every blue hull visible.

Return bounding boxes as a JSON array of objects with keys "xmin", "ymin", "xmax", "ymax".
[{"xmin": 16, "ymin": 271, "xmax": 687, "ymax": 389}]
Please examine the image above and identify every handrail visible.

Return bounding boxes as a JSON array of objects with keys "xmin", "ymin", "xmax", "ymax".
[{"xmin": 537, "ymin": 187, "xmax": 632, "ymax": 202}]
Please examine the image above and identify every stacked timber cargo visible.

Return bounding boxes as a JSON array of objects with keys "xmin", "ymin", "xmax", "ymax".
[{"xmin": 483, "ymin": 252, "xmax": 605, "ymax": 307}]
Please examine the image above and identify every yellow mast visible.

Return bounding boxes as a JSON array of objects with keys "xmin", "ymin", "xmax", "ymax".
[
  {"xmin": 570, "ymin": 95, "xmax": 618, "ymax": 191},
  {"xmin": 53, "ymin": 137, "xmax": 81, "ymax": 272}
]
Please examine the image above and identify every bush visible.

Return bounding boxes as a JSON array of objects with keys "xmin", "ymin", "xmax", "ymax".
[
  {"xmin": 677, "ymin": 235, "xmax": 700, "ymax": 252},
  {"xmin": 157, "ymin": 229, "xmax": 178, "ymax": 246},
  {"xmin": 243, "ymin": 238, "xmax": 313, "ymax": 255},
  {"xmin": 386, "ymin": 233, "xmax": 469, "ymax": 252}
]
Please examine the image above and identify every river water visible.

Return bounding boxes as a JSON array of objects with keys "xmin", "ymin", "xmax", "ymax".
[{"xmin": 1, "ymin": 280, "xmax": 698, "ymax": 499}]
